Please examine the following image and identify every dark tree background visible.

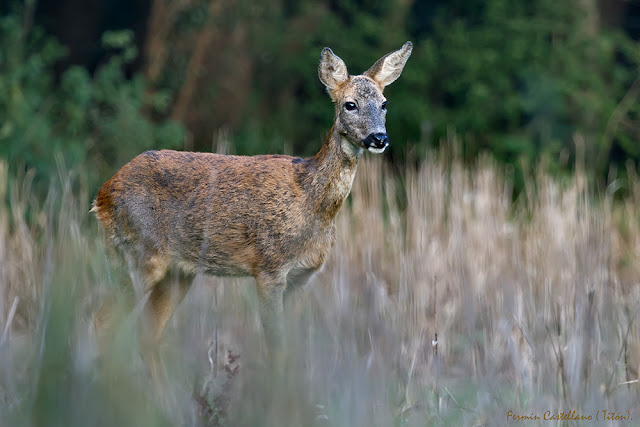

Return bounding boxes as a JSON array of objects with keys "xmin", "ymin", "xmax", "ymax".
[{"xmin": 3, "ymin": 0, "xmax": 640, "ymax": 193}]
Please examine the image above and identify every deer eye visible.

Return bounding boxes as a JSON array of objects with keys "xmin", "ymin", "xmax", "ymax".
[
  {"xmin": 382, "ymin": 101, "xmax": 388, "ymax": 110},
  {"xmin": 344, "ymin": 102, "xmax": 357, "ymax": 111}
]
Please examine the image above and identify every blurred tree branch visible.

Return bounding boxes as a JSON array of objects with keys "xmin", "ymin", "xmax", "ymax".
[
  {"xmin": 171, "ymin": 0, "xmax": 226, "ymax": 123},
  {"xmin": 578, "ymin": 0, "xmax": 599, "ymax": 38},
  {"xmin": 144, "ymin": 0, "xmax": 196, "ymax": 85}
]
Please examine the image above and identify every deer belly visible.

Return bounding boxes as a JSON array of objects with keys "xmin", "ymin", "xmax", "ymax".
[{"xmin": 170, "ymin": 229, "xmax": 256, "ymax": 277}]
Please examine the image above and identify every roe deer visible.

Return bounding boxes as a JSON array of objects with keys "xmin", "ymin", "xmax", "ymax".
[{"xmin": 92, "ymin": 42, "xmax": 413, "ymax": 361}]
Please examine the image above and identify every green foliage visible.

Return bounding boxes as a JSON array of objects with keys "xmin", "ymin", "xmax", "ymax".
[
  {"xmin": 0, "ymin": 13, "xmax": 184, "ymax": 193},
  {"xmin": 3, "ymin": 0, "xmax": 640, "ymax": 194},
  {"xmin": 413, "ymin": 0, "xmax": 640, "ymax": 176}
]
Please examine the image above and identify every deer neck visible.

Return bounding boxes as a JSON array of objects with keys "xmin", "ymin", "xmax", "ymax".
[{"xmin": 304, "ymin": 126, "xmax": 362, "ymax": 222}]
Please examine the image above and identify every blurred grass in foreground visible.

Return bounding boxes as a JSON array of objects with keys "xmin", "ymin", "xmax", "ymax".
[{"xmin": 0, "ymin": 151, "xmax": 639, "ymax": 426}]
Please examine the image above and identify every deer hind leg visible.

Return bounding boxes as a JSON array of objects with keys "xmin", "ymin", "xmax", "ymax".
[
  {"xmin": 140, "ymin": 268, "xmax": 194, "ymax": 379},
  {"xmin": 93, "ymin": 248, "xmax": 144, "ymax": 346},
  {"xmin": 94, "ymin": 247, "xmax": 168, "ymax": 340},
  {"xmin": 93, "ymin": 287, "xmax": 135, "ymax": 344}
]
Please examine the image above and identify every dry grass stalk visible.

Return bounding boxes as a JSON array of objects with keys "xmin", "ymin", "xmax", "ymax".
[{"xmin": 0, "ymin": 154, "xmax": 639, "ymax": 425}]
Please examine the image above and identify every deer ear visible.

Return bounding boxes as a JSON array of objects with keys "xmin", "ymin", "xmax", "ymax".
[
  {"xmin": 365, "ymin": 41, "xmax": 412, "ymax": 88},
  {"xmin": 318, "ymin": 47, "xmax": 349, "ymax": 93}
]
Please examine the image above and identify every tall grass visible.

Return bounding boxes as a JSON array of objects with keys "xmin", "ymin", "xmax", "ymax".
[{"xmin": 0, "ymin": 152, "xmax": 638, "ymax": 426}]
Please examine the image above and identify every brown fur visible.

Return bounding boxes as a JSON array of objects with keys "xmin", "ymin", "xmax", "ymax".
[{"xmin": 92, "ymin": 42, "xmax": 412, "ymax": 359}]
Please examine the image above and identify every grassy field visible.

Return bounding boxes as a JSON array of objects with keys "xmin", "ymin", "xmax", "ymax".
[{"xmin": 0, "ymin": 152, "xmax": 639, "ymax": 426}]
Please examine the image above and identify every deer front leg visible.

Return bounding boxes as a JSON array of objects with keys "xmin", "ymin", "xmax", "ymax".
[
  {"xmin": 284, "ymin": 267, "xmax": 317, "ymax": 304},
  {"xmin": 254, "ymin": 272, "xmax": 286, "ymax": 354}
]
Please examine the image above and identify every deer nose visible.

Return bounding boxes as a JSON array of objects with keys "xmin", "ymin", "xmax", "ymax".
[{"xmin": 364, "ymin": 132, "xmax": 389, "ymax": 153}]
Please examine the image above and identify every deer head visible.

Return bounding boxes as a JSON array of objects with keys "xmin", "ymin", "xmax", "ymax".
[{"xmin": 318, "ymin": 42, "xmax": 413, "ymax": 155}]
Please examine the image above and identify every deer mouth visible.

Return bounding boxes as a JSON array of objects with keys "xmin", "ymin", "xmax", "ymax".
[
  {"xmin": 364, "ymin": 132, "xmax": 389, "ymax": 154},
  {"xmin": 367, "ymin": 145, "xmax": 387, "ymax": 154}
]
